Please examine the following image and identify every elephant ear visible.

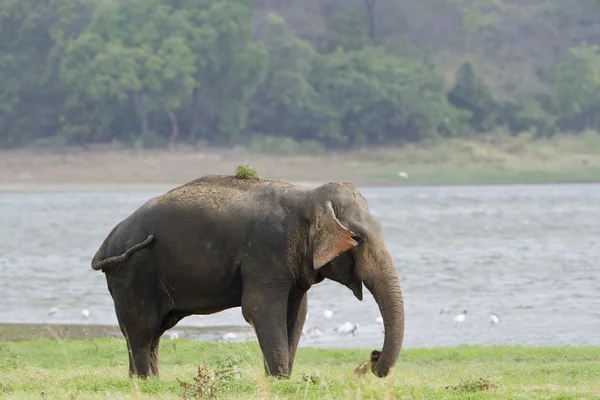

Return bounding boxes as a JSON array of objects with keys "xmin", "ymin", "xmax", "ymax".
[{"xmin": 312, "ymin": 201, "xmax": 359, "ymax": 269}]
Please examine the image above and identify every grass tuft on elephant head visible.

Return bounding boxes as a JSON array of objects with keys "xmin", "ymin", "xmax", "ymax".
[{"xmin": 235, "ymin": 164, "xmax": 260, "ymax": 180}]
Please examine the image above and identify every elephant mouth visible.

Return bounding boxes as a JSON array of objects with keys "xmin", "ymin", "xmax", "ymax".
[
  {"xmin": 349, "ymin": 282, "xmax": 363, "ymax": 301},
  {"xmin": 317, "ymin": 253, "xmax": 364, "ymax": 301},
  {"xmin": 346, "ymin": 256, "xmax": 363, "ymax": 301}
]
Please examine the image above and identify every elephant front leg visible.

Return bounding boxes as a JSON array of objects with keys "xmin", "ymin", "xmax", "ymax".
[
  {"xmin": 242, "ymin": 291, "xmax": 290, "ymax": 379},
  {"xmin": 286, "ymin": 292, "xmax": 307, "ymax": 375}
]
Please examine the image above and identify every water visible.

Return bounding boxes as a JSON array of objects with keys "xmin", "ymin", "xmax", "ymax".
[{"xmin": 1, "ymin": 184, "xmax": 599, "ymax": 349}]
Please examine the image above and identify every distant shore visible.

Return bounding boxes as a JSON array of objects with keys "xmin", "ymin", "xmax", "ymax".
[
  {"xmin": 0, "ymin": 322, "xmax": 253, "ymax": 342},
  {"xmin": 1, "ymin": 135, "xmax": 600, "ymax": 191},
  {"xmin": 0, "ymin": 182, "xmax": 327, "ymax": 193}
]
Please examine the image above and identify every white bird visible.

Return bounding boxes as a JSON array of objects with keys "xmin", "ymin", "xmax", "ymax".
[
  {"xmin": 335, "ymin": 321, "xmax": 359, "ymax": 336},
  {"xmin": 49, "ymin": 307, "xmax": 59, "ymax": 316},
  {"xmin": 453, "ymin": 310, "xmax": 467, "ymax": 325},
  {"xmin": 489, "ymin": 313, "xmax": 500, "ymax": 325},
  {"xmin": 81, "ymin": 309, "xmax": 90, "ymax": 318},
  {"xmin": 307, "ymin": 327, "xmax": 323, "ymax": 340},
  {"xmin": 168, "ymin": 331, "xmax": 179, "ymax": 340},
  {"xmin": 397, "ymin": 171, "xmax": 409, "ymax": 179},
  {"xmin": 222, "ymin": 332, "xmax": 237, "ymax": 342},
  {"xmin": 375, "ymin": 316, "xmax": 384, "ymax": 333},
  {"xmin": 323, "ymin": 309, "xmax": 333, "ymax": 320}
]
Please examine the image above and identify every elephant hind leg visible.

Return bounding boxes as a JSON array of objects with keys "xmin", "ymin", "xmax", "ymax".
[
  {"xmin": 115, "ymin": 302, "xmax": 164, "ymax": 379},
  {"xmin": 149, "ymin": 311, "xmax": 188, "ymax": 377},
  {"xmin": 120, "ymin": 323, "xmax": 156, "ymax": 378}
]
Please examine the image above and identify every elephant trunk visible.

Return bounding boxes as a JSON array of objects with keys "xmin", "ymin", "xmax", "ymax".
[{"xmin": 363, "ymin": 252, "xmax": 405, "ymax": 378}]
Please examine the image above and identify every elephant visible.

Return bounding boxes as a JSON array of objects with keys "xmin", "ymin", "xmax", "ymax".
[{"xmin": 91, "ymin": 174, "xmax": 405, "ymax": 379}]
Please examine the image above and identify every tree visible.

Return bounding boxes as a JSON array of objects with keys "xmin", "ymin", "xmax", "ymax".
[
  {"xmin": 553, "ymin": 43, "xmax": 600, "ymax": 132},
  {"xmin": 310, "ymin": 47, "xmax": 469, "ymax": 146},
  {"xmin": 448, "ymin": 62, "xmax": 498, "ymax": 132},
  {"xmin": 179, "ymin": 0, "xmax": 269, "ymax": 144},
  {"xmin": 0, "ymin": 0, "xmax": 93, "ymax": 147},
  {"xmin": 364, "ymin": 0, "xmax": 376, "ymax": 41},
  {"xmin": 60, "ymin": 0, "xmax": 196, "ymax": 145},
  {"xmin": 247, "ymin": 14, "xmax": 339, "ymax": 143}
]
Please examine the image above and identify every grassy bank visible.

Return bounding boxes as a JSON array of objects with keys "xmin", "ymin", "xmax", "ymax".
[
  {"xmin": 1, "ymin": 132, "xmax": 600, "ymax": 189},
  {"xmin": 1, "ymin": 339, "xmax": 599, "ymax": 399},
  {"xmin": 352, "ymin": 131, "xmax": 600, "ymax": 186}
]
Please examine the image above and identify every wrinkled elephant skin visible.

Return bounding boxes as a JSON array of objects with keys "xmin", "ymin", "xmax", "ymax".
[{"xmin": 91, "ymin": 175, "xmax": 405, "ymax": 379}]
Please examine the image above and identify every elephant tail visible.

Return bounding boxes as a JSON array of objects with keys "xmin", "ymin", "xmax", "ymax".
[{"xmin": 91, "ymin": 234, "xmax": 155, "ymax": 272}]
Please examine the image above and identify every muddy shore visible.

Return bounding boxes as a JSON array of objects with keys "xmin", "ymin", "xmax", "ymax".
[{"xmin": 0, "ymin": 147, "xmax": 386, "ymax": 192}]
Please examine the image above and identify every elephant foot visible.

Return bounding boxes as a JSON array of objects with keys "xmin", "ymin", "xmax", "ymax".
[
  {"xmin": 265, "ymin": 370, "xmax": 291, "ymax": 380},
  {"xmin": 129, "ymin": 371, "xmax": 153, "ymax": 380}
]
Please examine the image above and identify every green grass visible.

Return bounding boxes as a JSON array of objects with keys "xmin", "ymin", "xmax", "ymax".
[
  {"xmin": 340, "ymin": 131, "xmax": 600, "ymax": 186},
  {"xmin": 1, "ymin": 339, "xmax": 599, "ymax": 399},
  {"xmin": 362, "ymin": 164, "xmax": 600, "ymax": 186}
]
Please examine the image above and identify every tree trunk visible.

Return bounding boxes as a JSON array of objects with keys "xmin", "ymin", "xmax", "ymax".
[
  {"xmin": 133, "ymin": 91, "xmax": 149, "ymax": 137},
  {"xmin": 364, "ymin": 0, "xmax": 376, "ymax": 42},
  {"xmin": 164, "ymin": 105, "xmax": 179, "ymax": 149},
  {"xmin": 188, "ymin": 87, "xmax": 201, "ymax": 144}
]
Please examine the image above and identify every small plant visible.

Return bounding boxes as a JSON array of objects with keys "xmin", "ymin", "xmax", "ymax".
[
  {"xmin": 5, "ymin": 353, "xmax": 23, "ymax": 369},
  {"xmin": 447, "ymin": 374, "xmax": 498, "ymax": 392},
  {"xmin": 301, "ymin": 372, "xmax": 323, "ymax": 385},
  {"xmin": 235, "ymin": 164, "xmax": 260, "ymax": 180},
  {"xmin": 177, "ymin": 363, "xmax": 217, "ymax": 399},
  {"xmin": 177, "ymin": 358, "xmax": 242, "ymax": 399},
  {"xmin": 215, "ymin": 357, "xmax": 243, "ymax": 381},
  {"xmin": 301, "ymin": 372, "xmax": 330, "ymax": 388},
  {"xmin": 0, "ymin": 382, "xmax": 13, "ymax": 394}
]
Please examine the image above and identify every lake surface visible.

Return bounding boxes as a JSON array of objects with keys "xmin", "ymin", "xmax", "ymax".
[{"xmin": 1, "ymin": 184, "xmax": 599, "ymax": 349}]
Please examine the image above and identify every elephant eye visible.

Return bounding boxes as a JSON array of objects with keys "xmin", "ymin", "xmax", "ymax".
[{"xmin": 351, "ymin": 234, "xmax": 364, "ymax": 246}]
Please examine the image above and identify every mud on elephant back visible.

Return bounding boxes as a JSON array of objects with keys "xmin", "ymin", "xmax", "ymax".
[{"xmin": 91, "ymin": 170, "xmax": 405, "ymax": 379}]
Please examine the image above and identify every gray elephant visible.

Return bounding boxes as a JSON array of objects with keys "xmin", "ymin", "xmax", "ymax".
[{"xmin": 91, "ymin": 174, "xmax": 405, "ymax": 379}]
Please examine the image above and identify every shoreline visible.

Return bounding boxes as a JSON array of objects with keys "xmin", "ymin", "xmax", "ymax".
[
  {"xmin": 1, "ymin": 141, "xmax": 600, "ymax": 190},
  {"xmin": 0, "ymin": 181, "xmax": 329, "ymax": 193},
  {"xmin": 0, "ymin": 322, "xmax": 254, "ymax": 342}
]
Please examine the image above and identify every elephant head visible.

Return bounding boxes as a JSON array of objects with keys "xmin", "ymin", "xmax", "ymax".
[{"xmin": 308, "ymin": 182, "xmax": 404, "ymax": 378}]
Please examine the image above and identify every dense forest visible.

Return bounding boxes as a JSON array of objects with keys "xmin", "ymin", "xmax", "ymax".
[{"xmin": 2, "ymin": 0, "xmax": 600, "ymax": 150}]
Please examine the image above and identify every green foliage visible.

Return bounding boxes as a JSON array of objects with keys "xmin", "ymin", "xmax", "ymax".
[
  {"xmin": 553, "ymin": 43, "xmax": 600, "ymax": 132},
  {"xmin": 235, "ymin": 164, "xmax": 260, "ymax": 180},
  {"xmin": 2, "ymin": 0, "xmax": 600, "ymax": 150},
  {"xmin": 448, "ymin": 62, "xmax": 560, "ymax": 137},
  {"xmin": 246, "ymin": 14, "xmax": 334, "ymax": 143},
  {"xmin": 310, "ymin": 47, "xmax": 469, "ymax": 145},
  {"xmin": 182, "ymin": 0, "xmax": 269, "ymax": 144},
  {"xmin": 320, "ymin": 12, "xmax": 371, "ymax": 53},
  {"xmin": 509, "ymin": 99, "xmax": 558, "ymax": 137},
  {"xmin": 448, "ymin": 62, "xmax": 498, "ymax": 132}
]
